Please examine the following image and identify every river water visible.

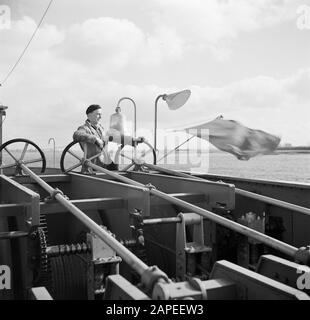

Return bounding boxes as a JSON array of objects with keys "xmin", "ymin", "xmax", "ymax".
[
  {"xmin": 158, "ymin": 150, "xmax": 310, "ymax": 184},
  {"xmin": 3, "ymin": 147, "xmax": 309, "ymax": 184}
]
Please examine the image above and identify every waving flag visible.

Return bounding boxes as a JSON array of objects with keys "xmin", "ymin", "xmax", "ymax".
[{"xmin": 182, "ymin": 116, "xmax": 281, "ymax": 160}]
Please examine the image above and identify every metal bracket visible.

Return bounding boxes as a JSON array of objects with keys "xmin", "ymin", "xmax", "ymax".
[
  {"xmin": 176, "ymin": 212, "xmax": 212, "ymax": 280},
  {"xmin": 86, "ymin": 227, "xmax": 122, "ymax": 299},
  {"xmin": 129, "ymin": 209, "xmax": 145, "ymax": 246},
  {"xmin": 140, "ymin": 265, "xmax": 170, "ymax": 294},
  {"xmin": 152, "ymin": 276, "xmax": 236, "ymax": 300},
  {"xmin": 44, "ymin": 188, "xmax": 68, "ymax": 202},
  {"xmin": 294, "ymin": 246, "xmax": 310, "ymax": 266},
  {"xmin": 145, "ymin": 183, "xmax": 156, "ymax": 190},
  {"xmin": 237, "ymin": 212, "xmax": 265, "ymax": 269}
]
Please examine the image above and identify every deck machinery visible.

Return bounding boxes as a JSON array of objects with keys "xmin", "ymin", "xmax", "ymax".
[{"xmin": 0, "ymin": 137, "xmax": 310, "ymax": 300}]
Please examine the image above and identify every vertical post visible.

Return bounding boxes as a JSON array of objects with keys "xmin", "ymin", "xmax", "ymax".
[
  {"xmin": 117, "ymin": 97, "xmax": 137, "ymax": 137},
  {"xmin": 48, "ymin": 137, "xmax": 56, "ymax": 168},
  {"xmin": 154, "ymin": 95, "xmax": 164, "ymax": 163},
  {"xmin": 0, "ymin": 105, "xmax": 8, "ymax": 173}
]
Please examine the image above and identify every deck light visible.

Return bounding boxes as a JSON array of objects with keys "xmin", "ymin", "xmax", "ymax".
[{"xmin": 154, "ymin": 90, "xmax": 191, "ymax": 161}]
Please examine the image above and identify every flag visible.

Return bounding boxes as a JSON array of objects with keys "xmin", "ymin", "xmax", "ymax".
[{"xmin": 182, "ymin": 116, "xmax": 281, "ymax": 160}]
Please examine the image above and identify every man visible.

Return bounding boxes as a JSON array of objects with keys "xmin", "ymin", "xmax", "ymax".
[
  {"xmin": 73, "ymin": 104, "xmax": 143, "ymax": 172},
  {"xmin": 73, "ymin": 104, "xmax": 109, "ymax": 172}
]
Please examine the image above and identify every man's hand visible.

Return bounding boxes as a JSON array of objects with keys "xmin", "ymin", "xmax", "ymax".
[
  {"xmin": 133, "ymin": 136, "xmax": 145, "ymax": 144},
  {"xmin": 95, "ymin": 138, "xmax": 104, "ymax": 149}
]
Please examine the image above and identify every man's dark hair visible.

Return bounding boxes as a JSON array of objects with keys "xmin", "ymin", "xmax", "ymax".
[{"xmin": 86, "ymin": 104, "xmax": 101, "ymax": 115}]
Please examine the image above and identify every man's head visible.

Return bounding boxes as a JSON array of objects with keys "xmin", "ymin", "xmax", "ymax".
[
  {"xmin": 115, "ymin": 106, "xmax": 121, "ymax": 113},
  {"xmin": 86, "ymin": 104, "xmax": 102, "ymax": 125}
]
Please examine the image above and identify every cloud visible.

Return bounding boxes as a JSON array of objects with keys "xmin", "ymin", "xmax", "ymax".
[
  {"xmin": 152, "ymin": 0, "xmax": 299, "ymax": 60},
  {"xmin": 54, "ymin": 17, "xmax": 144, "ymax": 70},
  {"xmin": 0, "ymin": 16, "xmax": 64, "ymax": 84},
  {"xmin": 53, "ymin": 17, "xmax": 184, "ymax": 71},
  {"xmin": 0, "ymin": 16, "xmax": 63, "ymax": 50},
  {"xmin": 284, "ymin": 68, "xmax": 310, "ymax": 101}
]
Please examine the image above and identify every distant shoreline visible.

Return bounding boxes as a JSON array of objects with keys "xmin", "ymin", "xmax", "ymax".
[
  {"xmin": 171, "ymin": 147, "xmax": 310, "ymax": 154},
  {"xmin": 273, "ymin": 149, "xmax": 310, "ymax": 154},
  {"xmin": 276, "ymin": 146, "xmax": 310, "ymax": 151}
]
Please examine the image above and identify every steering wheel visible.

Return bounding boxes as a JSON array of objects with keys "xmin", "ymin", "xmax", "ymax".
[
  {"xmin": 60, "ymin": 141, "xmax": 112, "ymax": 173},
  {"xmin": 0, "ymin": 138, "xmax": 46, "ymax": 175},
  {"xmin": 60, "ymin": 139, "xmax": 156, "ymax": 173},
  {"xmin": 115, "ymin": 139, "xmax": 156, "ymax": 169}
]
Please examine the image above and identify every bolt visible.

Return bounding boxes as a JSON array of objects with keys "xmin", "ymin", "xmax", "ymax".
[{"xmin": 30, "ymin": 232, "xmax": 36, "ymax": 240}]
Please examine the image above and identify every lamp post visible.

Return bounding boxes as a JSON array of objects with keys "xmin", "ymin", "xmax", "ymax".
[
  {"xmin": 154, "ymin": 90, "xmax": 191, "ymax": 163},
  {"xmin": 117, "ymin": 97, "xmax": 137, "ymax": 137}
]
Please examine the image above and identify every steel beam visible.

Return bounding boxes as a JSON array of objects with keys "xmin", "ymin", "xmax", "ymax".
[
  {"xmin": 0, "ymin": 204, "xmax": 26, "ymax": 218},
  {"xmin": 256, "ymin": 254, "xmax": 310, "ymax": 294},
  {"xmin": 210, "ymin": 260, "xmax": 310, "ymax": 300},
  {"xmin": 13, "ymin": 174, "xmax": 70, "ymax": 184},
  {"xmin": 150, "ymin": 192, "xmax": 206, "ymax": 206},
  {"xmin": 29, "ymin": 287, "xmax": 53, "ymax": 300},
  {"xmin": 127, "ymin": 171, "xmax": 235, "ymax": 210},
  {"xmin": 69, "ymin": 173, "xmax": 151, "ymax": 216},
  {"xmin": 40, "ymin": 197, "xmax": 125, "ymax": 215},
  {"xmin": 105, "ymin": 274, "xmax": 150, "ymax": 300},
  {"xmin": 0, "ymin": 175, "xmax": 40, "ymax": 225}
]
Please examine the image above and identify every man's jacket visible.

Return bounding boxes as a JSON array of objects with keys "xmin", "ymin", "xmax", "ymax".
[{"xmin": 73, "ymin": 120, "xmax": 107, "ymax": 170}]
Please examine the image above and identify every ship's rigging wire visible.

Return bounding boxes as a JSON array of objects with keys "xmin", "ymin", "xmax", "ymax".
[
  {"xmin": 0, "ymin": 0, "xmax": 54, "ymax": 87},
  {"xmin": 157, "ymin": 135, "xmax": 195, "ymax": 163}
]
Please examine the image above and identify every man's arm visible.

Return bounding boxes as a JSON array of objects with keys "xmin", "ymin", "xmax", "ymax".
[{"xmin": 73, "ymin": 126, "xmax": 103, "ymax": 148}]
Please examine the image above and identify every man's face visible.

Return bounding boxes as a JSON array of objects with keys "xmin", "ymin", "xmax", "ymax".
[{"xmin": 87, "ymin": 109, "xmax": 102, "ymax": 125}]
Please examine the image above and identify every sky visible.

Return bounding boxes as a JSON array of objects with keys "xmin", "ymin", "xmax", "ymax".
[{"xmin": 0, "ymin": 0, "xmax": 309, "ymax": 149}]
